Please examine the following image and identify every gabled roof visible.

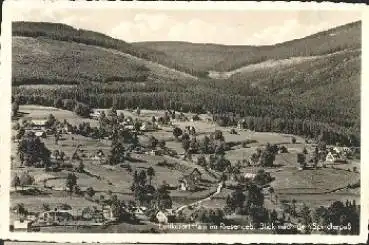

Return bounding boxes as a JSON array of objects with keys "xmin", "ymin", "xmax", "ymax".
[
  {"xmin": 31, "ymin": 119, "xmax": 47, "ymax": 126},
  {"xmin": 182, "ymin": 168, "xmax": 202, "ymax": 179},
  {"xmin": 189, "ymin": 168, "xmax": 202, "ymax": 175}
]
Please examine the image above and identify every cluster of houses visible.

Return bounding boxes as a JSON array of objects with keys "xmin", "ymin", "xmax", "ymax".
[
  {"xmin": 324, "ymin": 146, "xmax": 352, "ymax": 164},
  {"xmin": 12, "ymin": 202, "xmax": 178, "ymax": 231},
  {"xmin": 91, "ymin": 110, "xmax": 158, "ymax": 132}
]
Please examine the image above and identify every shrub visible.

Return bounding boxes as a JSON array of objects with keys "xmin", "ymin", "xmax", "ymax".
[
  {"xmin": 74, "ymin": 102, "xmax": 91, "ymax": 118},
  {"xmin": 19, "ymin": 172, "xmax": 35, "ymax": 188},
  {"xmin": 279, "ymin": 146, "xmax": 288, "ymax": 153},
  {"xmin": 173, "ymin": 127, "xmax": 183, "ymax": 139},
  {"xmin": 54, "ymin": 98, "xmax": 63, "ymax": 108},
  {"xmin": 291, "ymin": 137, "xmax": 297, "ymax": 144},
  {"xmin": 192, "ymin": 114, "xmax": 200, "ymax": 121},
  {"xmin": 74, "ymin": 185, "xmax": 82, "ymax": 195},
  {"xmin": 12, "ymin": 122, "xmax": 20, "ymax": 130},
  {"xmin": 86, "ymin": 187, "xmax": 96, "ymax": 198},
  {"xmin": 62, "ymin": 99, "xmax": 76, "ymax": 111}
]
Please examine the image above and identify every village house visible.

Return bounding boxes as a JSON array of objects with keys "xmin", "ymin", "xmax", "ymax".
[
  {"xmin": 90, "ymin": 110, "xmax": 101, "ymax": 120},
  {"xmin": 190, "ymin": 114, "xmax": 201, "ymax": 122},
  {"xmin": 179, "ymin": 168, "xmax": 202, "ymax": 191},
  {"xmin": 13, "ymin": 219, "xmax": 33, "ymax": 232},
  {"xmin": 133, "ymin": 206, "xmax": 149, "ymax": 221},
  {"xmin": 155, "ymin": 209, "xmax": 175, "ymax": 224},
  {"xmin": 325, "ymin": 152, "xmax": 348, "ymax": 164},
  {"xmin": 156, "ymin": 210, "xmax": 168, "ymax": 224},
  {"xmin": 35, "ymin": 130, "xmax": 47, "ymax": 138},
  {"xmin": 91, "ymin": 149, "xmax": 106, "ymax": 163},
  {"xmin": 140, "ymin": 121, "xmax": 157, "ymax": 132},
  {"xmin": 237, "ymin": 119, "xmax": 247, "ymax": 129},
  {"xmin": 102, "ymin": 205, "xmax": 118, "ymax": 222},
  {"xmin": 30, "ymin": 119, "xmax": 48, "ymax": 130},
  {"xmin": 149, "ymin": 149, "xmax": 163, "ymax": 156},
  {"xmin": 63, "ymin": 123, "xmax": 74, "ymax": 134},
  {"xmin": 37, "ymin": 208, "xmax": 76, "ymax": 225},
  {"xmin": 232, "ymin": 172, "xmax": 256, "ymax": 182}
]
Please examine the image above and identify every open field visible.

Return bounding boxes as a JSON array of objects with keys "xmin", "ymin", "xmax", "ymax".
[{"xmin": 16, "ymin": 105, "xmax": 99, "ymax": 127}]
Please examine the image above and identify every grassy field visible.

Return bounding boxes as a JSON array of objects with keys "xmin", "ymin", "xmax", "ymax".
[{"xmin": 16, "ymin": 105, "xmax": 99, "ymax": 127}]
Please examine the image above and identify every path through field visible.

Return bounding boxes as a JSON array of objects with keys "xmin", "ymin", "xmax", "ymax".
[{"xmin": 174, "ymin": 182, "xmax": 223, "ymax": 214}]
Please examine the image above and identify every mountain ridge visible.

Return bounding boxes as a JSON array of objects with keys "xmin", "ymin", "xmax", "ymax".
[{"xmin": 13, "ymin": 20, "xmax": 361, "ymax": 76}]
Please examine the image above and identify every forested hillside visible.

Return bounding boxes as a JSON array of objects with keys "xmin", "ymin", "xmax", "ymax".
[
  {"xmin": 12, "ymin": 21, "xmax": 361, "ymax": 146},
  {"xmin": 133, "ymin": 21, "xmax": 361, "ymax": 73}
]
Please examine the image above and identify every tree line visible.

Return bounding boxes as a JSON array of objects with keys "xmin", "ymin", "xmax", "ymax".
[{"xmin": 12, "ymin": 87, "xmax": 359, "ymax": 147}]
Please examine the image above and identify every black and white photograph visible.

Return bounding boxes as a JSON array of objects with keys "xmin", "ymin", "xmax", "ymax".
[{"xmin": 1, "ymin": 1, "xmax": 368, "ymax": 244}]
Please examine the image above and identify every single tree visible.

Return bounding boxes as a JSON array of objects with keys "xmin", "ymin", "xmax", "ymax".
[
  {"xmin": 13, "ymin": 203, "xmax": 28, "ymax": 218},
  {"xmin": 269, "ymin": 187, "xmax": 275, "ymax": 203},
  {"xmin": 86, "ymin": 187, "xmax": 96, "ymax": 198},
  {"xmin": 182, "ymin": 139, "xmax": 191, "ymax": 153},
  {"xmin": 11, "ymin": 174, "xmax": 20, "ymax": 191},
  {"xmin": 147, "ymin": 167, "xmax": 155, "ymax": 185},
  {"xmin": 173, "ymin": 127, "xmax": 183, "ymax": 139},
  {"xmin": 19, "ymin": 172, "xmax": 34, "ymax": 190},
  {"xmin": 66, "ymin": 173, "xmax": 77, "ymax": 195},
  {"xmin": 46, "ymin": 114, "xmax": 56, "ymax": 128},
  {"xmin": 77, "ymin": 160, "xmax": 84, "ymax": 173},
  {"xmin": 12, "ymin": 101, "xmax": 19, "ymax": 118},
  {"xmin": 53, "ymin": 98, "xmax": 63, "ymax": 108},
  {"xmin": 118, "ymin": 112, "xmax": 125, "ymax": 123},
  {"xmin": 158, "ymin": 140, "xmax": 166, "ymax": 149},
  {"xmin": 291, "ymin": 199, "xmax": 297, "ymax": 216},
  {"xmin": 313, "ymin": 146, "xmax": 319, "ymax": 169},
  {"xmin": 297, "ymin": 153, "xmax": 306, "ymax": 169},
  {"xmin": 42, "ymin": 203, "xmax": 51, "ymax": 211},
  {"xmin": 291, "ymin": 137, "xmax": 297, "ymax": 144},
  {"xmin": 303, "ymin": 147, "xmax": 308, "ymax": 154}
]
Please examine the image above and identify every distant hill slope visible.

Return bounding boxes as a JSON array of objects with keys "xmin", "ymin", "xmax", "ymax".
[
  {"xmin": 12, "ymin": 36, "xmax": 197, "ymax": 85},
  {"xmin": 12, "ymin": 21, "xmax": 205, "ymax": 77},
  {"xmin": 133, "ymin": 21, "xmax": 361, "ymax": 73},
  {"xmin": 227, "ymin": 48, "xmax": 361, "ymax": 124}
]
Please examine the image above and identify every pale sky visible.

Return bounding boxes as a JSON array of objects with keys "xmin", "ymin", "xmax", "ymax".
[{"xmin": 11, "ymin": 8, "xmax": 361, "ymax": 45}]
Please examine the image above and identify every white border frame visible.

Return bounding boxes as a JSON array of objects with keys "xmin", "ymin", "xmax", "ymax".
[{"xmin": 1, "ymin": 1, "xmax": 368, "ymax": 244}]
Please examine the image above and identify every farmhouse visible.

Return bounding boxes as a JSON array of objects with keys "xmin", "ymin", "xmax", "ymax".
[
  {"xmin": 156, "ymin": 210, "xmax": 169, "ymax": 224},
  {"xmin": 140, "ymin": 121, "xmax": 157, "ymax": 131},
  {"xmin": 13, "ymin": 219, "xmax": 33, "ymax": 231},
  {"xmin": 102, "ymin": 205, "xmax": 118, "ymax": 222},
  {"xmin": 28, "ymin": 119, "xmax": 47, "ymax": 130},
  {"xmin": 37, "ymin": 209, "xmax": 75, "ymax": 225},
  {"xmin": 243, "ymin": 172, "xmax": 256, "ymax": 180},
  {"xmin": 179, "ymin": 168, "xmax": 202, "ymax": 191},
  {"xmin": 133, "ymin": 206, "xmax": 149, "ymax": 221},
  {"xmin": 35, "ymin": 131, "xmax": 46, "ymax": 138},
  {"xmin": 237, "ymin": 119, "xmax": 247, "ymax": 129},
  {"xmin": 325, "ymin": 152, "xmax": 348, "ymax": 164},
  {"xmin": 90, "ymin": 110, "xmax": 101, "ymax": 120},
  {"xmin": 150, "ymin": 149, "xmax": 163, "ymax": 156},
  {"xmin": 63, "ymin": 124, "xmax": 74, "ymax": 134},
  {"xmin": 333, "ymin": 147, "xmax": 341, "ymax": 154},
  {"xmin": 124, "ymin": 124, "xmax": 135, "ymax": 130}
]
